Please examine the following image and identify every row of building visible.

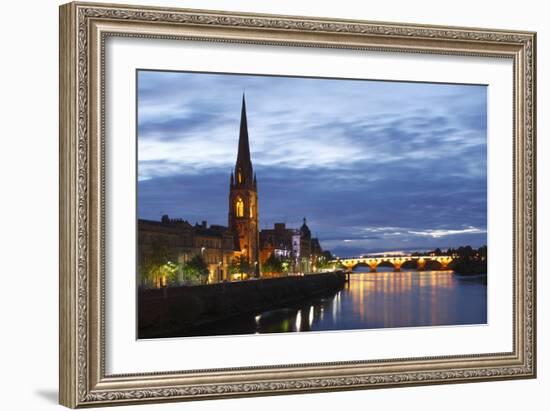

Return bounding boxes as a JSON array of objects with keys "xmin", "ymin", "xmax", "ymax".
[{"xmin": 138, "ymin": 216, "xmax": 324, "ymax": 285}]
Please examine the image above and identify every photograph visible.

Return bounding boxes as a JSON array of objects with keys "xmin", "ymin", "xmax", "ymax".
[{"xmin": 136, "ymin": 70, "xmax": 488, "ymax": 339}]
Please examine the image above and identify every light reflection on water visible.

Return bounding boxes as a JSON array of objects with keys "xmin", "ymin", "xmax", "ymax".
[
  {"xmin": 341, "ymin": 269, "xmax": 485, "ymax": 330},
  {"xmin": 186, "ymin": 269, "xmax": 487, "ymax": 337}
]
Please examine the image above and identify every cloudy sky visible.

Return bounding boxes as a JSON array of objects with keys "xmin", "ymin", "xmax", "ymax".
[{"xmin": 137, "ymin": 70, "xmax": 487, "ymax": 257}]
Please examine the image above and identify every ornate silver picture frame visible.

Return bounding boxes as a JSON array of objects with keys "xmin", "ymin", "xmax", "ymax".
[{"xmin": 59, "ymin": 1, "xmax": 536, "ymax": 407}]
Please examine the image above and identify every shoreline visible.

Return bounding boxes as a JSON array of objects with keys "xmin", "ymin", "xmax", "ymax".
[{"xmin": 138, "ymin": 271, "xmax": 346, "ymax": 339}]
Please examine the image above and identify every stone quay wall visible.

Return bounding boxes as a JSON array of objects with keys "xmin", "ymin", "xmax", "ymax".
[{"xmin": 138, "ymin": 271, "xmax": 346, "ymax": 338}]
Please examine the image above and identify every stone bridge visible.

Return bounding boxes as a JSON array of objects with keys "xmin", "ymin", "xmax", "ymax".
[{"xmin": 332, "ymin": 255, "xmax": 454, "ymax": 272}]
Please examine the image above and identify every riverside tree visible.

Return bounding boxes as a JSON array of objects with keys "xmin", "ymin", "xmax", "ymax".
[
  {"xmin": 229, "ymin": 255, "xmax": 251, "ymax": 279},
  {"xmin": 262, "ymin": 253, "xmax": 283, "ymax": 274},
  {"xmin": 182, "ymin": 254, "xmax": 210, "ymax": 284}
]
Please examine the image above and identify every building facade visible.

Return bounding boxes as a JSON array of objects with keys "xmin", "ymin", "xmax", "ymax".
[
  {"xmin": 259, "ymin": 218, "xmax": 324, "ymax": 274},
  {"xmin": 259, "ymin": 222, "xmax": 295, "ymax": 264},
  {"xmin": 138, "ymin": 216, "xmax": 235, "ymax": 286}
]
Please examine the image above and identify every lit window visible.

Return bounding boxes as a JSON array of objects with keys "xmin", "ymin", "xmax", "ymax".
[
  {"xmin": 238, "ymin": 171, "xmax": 242, "ymax": 183},
  {"xmin": 236, "ymin": 198, "xmax": 244, "ymax": 217}
]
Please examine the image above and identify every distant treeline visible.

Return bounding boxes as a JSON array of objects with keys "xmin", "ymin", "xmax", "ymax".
[{"xmin": 413, "ymin": 245, "xmax": 487, "ymax": 275}]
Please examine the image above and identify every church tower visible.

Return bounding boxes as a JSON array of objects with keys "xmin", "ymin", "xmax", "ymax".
[{"xmin": 228, "ymin": 94, "xmax": 260, "ymax": 277}]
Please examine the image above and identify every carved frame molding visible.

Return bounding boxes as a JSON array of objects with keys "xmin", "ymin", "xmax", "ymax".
[{"xmin": 59, "ymin": 2, "xmax": 536, "ymax": 407}]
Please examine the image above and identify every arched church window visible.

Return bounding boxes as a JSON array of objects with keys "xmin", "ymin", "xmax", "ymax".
[
  {"xmin": 237, "ymin": 170, "xmax": 242, "ymax": 183},
  {"xmin": 235, "ymin": 197, "xmax": 244, "ymax": 217}
]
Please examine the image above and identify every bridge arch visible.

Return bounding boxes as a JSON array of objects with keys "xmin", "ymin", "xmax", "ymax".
[
  {"xmin": 376, "ymin": 260, "xmax": 398, "ymax": 271},
  {"xmin": 401, "ymin": 260, "xmax": 419, "ymax": 270},
  {"xmin": 350, "ymin": 262, "xmax": 376, "ymax": 272},
  {"xmin": 423, "ymin": 259, "xmax": 443, "ymax": 270}
]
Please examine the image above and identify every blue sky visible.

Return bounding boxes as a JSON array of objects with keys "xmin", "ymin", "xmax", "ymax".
[{"xmin": 137, "ymin": 70, "xmax": 487, "ymax": 257}]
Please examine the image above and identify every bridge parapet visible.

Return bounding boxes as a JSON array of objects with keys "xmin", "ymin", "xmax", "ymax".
[{"xmin": 331, "ymin": 255, "xmax": 453, "ymax": 272}]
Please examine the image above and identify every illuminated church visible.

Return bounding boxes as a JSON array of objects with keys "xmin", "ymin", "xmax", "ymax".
[
  {"xmin": 228, "ymin": 95, "xmax": 261, "ymax": 277},
  {"xmin": 228, "ymin": 94, "xmax": 324, "ymax": 278}
]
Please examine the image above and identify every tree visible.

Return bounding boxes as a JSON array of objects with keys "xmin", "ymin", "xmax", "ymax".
[
  {"xmin": 451, "ymin": 245, "xmax": 487, "ymax": 275},
  {"xmin": 183, "ymin": 254, "xmax": 210, "ymax": 284},
  {"xmin": 281, "ymin": 258, "xmax": 292, "ymax": 273},
  {"xmin": 229, "ymin": 255, "xmax": 251, "ymax": 279},
  {"xmin": 139, "ymin": 240, "xmax": 175, "ymax": 288},
  {"xmin": 263, "ymin": 253, "xmax": 283, "ymax": 273},
  {"xmin": 140, "ymin": 261, "xmax": 180, "ymax": 288},
  {"xmin": 315, "ymin": 255, "xmax": 332, "ymax": 270}
]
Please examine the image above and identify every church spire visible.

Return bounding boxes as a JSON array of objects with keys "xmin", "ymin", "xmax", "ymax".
[{"xmin": 235, "ymin": 93, "xmax": 253, "ymax": 186}]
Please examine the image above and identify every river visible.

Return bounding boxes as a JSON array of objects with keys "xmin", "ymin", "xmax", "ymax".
[{"xmin": 187, "ymin": 268, "xmax": 487, "ymax": 336}]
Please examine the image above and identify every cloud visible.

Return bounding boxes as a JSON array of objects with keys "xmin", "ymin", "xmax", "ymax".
[
  {"xmin": 137, "ymin": 71, "xmax": 486, "ymax": 177},
  {"xmin": 407, "ymin": 226, "xmax": 486, "ymax": 238}
]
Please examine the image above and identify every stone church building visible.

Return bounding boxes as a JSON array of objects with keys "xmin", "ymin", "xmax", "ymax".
[{"xmin": 228, "ymin": 95, "xmax": 261, "ymax": 277}]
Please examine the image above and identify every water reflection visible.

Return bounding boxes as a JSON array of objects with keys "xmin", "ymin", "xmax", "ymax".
[
  {"xmin": 185, "ymin": 268, "xmax": 487, "ymax": 337},
  {"xmin": 295, "ymin": 309, "xmax": 302, "ymax": 332}
]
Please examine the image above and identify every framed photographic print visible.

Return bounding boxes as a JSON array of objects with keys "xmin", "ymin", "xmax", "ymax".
[{"xmin": 59, "ymin": 1, "xmax": 537, "ymax": 408}]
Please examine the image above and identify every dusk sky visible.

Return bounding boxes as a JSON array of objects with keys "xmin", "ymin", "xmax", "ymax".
[{"xmin": 137, "ymin": 70, "xmax": 487, "ymax": 257}]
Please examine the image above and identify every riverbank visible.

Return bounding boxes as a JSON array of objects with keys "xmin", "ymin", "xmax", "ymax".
[
  {"xmin": 138, "ymin": 271, "xmax": 346, "ymax": 338},
  {"xmin": 451, "ymin": 260, "xmax": 487, "ymax": 275}
]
